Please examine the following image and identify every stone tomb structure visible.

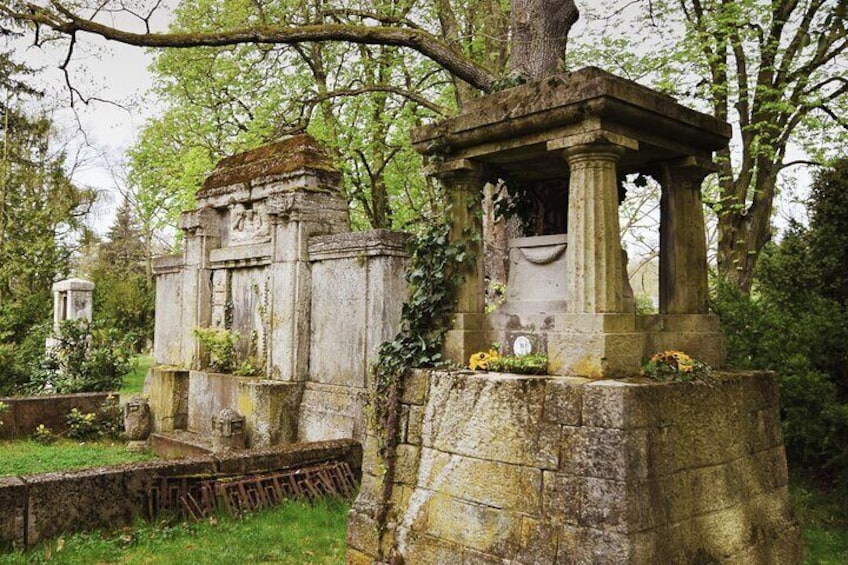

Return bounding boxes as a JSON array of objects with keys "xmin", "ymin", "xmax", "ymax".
[
  {"xmin": 150, "ymin": 135, "xmax": 408, "ymax": 450},
  {"xmin": 348, "ymin": 68, "xmax": 801, "ymax": 564},
  {"xmin": 148, "ymin": 70, "xmax": 800, "ymax": 563},
  {"xmin": 413, "ymin": 67, "xmax": 727, "ymax": 377},
  {"xmin": 46, "ymin": 278, "xmax": 94, "ymax": 350}
]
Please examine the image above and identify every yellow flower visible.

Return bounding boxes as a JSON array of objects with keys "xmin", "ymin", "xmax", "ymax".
[{"xmin": 469, "ymin": 349, "xmax": 500, "ymax": 371}]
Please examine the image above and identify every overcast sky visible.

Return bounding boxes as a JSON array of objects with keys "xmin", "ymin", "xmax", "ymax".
[{"xmin": 9, "ymin": 4, "xmax": 174, "ymax": 234}]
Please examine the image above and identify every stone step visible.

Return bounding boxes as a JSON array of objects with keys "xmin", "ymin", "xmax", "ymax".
[{"xmin": 151, "ymin": 430, "xmax": 213, "ymax": 459}]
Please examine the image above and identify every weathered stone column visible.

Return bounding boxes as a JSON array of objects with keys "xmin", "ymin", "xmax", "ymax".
[
  {"xmin": 562, "ymin": 144, "xmax": 628, "ymax": 313},
  {"xmin": 547, "ymin": 136, "xmax": 645, "ymax": 377},
  {"xmin": 431, "ymin": 159, "xmax": 487, "ymax": 364},
  {"xmin": 179, "ymin": 208, "xmax": 218, "ymax": 369},
  {"xmin": 658, "ymin": 158, "xmax": 711, "ymax": 314}
]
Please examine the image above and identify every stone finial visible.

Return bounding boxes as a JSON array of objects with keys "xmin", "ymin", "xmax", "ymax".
[{"xmin": 211, "ymin": 408, "xmax": 246, "ymax": 452}]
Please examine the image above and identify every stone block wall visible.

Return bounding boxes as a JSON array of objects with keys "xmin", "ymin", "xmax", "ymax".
[
  {"xmin": 0, "ymin": 439, "xmax": 361, "ymax": 550},
  {"xmin": 0, "ymin": 393, "xmax": 113, "ymax": 440},
  {"xmin": 348, "ymin": 370, "xmax": 801, "ymax": 564}
]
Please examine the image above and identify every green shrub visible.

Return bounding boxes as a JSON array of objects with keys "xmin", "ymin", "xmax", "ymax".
[
  {"xmin": 194, "ymin": 327, "xmax": 239, "ymax": 373},
  {"xmin": 487, "ymin": 354, "xmax": 548, "ymax": 375},
  {"xmin": 30, "ymin": 320, "xmax": 136, "ymax": 394},
  {"xmin": 32, "ymin": 424, "xmax": 55, "ymax": 445},
  {"xmin": 66, "ymin": 408, "xmax": 100, "ymax": 440},
  {"xmin": 712, "ymin": 204, "xmax": 848, "ymax": 482}
]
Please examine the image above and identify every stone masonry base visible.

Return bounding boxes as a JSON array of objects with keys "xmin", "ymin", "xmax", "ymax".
[{"xmin": 347, "ymin": 370, "xmax": 801, "ymax": 564}]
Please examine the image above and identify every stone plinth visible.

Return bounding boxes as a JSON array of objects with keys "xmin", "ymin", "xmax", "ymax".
[{"xmin": 348, "ymin": 369, "xmax": 801, "ymax": 564}]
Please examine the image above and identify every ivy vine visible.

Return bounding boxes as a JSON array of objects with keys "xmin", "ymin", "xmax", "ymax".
[{"xmin": 368, "ymin": 218, "xmax": 473, "ymax": 562}]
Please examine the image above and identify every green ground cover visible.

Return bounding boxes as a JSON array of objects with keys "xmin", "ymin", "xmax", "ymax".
[
  {"xmin": 792, "ymin": 478, "xmax": 848, "ymax": 565},
  {"xmin": 0, "ymin": 499, "xmax": 349, "ymax": 565},
  {"xmin": 0, "ymin": 440, "xmax": 155, "ymax": 478},
  {"xmin": 119, "ymin": 354, "xmax": 153, "ymax": 398}
]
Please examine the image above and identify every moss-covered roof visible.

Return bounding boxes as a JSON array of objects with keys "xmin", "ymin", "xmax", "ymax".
[{"xmin": 200, "ymin": 134, "xmax": 339, "ymax": 192}]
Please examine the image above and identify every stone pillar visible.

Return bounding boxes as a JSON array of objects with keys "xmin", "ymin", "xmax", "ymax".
[
  {"xmin": 562, "ymin": 144, "xmax": 628, "ymax": 314},
  {"xmin": 265, "ymin": 191, "xmax": 350, "ymax": 381},
  {"xmin": 180, "ymin": 208, "xmax": 219, "ymax": 369},
  {"xmin": 547, "ymin": 137, "xmax": 646, "ymax": 377},
  {"xmin": 658, "ymin": 158, "xmax": 711, "ymax": 314},
  {"xmin": 431, "ymin": 159, "xmax": 487, "ymax": 365},
  {"xmin": 641, "ymin": 157, "xmax": 727, "ymax": 369}
]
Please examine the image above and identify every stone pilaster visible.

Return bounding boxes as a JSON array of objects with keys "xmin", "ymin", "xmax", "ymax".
[
  {"xmin": 179, "ymin": 208, "xmax": 219, "ymax": 369},
  {"xmin": 431, "ymin": 159, "xmax": 487, "ymax": 365}
]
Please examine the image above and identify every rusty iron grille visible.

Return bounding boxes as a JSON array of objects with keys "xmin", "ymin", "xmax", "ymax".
[{"xmin": 145, "ymin": 460, "xmax": 358, "ymax": 520}]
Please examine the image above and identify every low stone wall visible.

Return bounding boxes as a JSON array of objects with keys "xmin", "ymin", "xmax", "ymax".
[
  {"xmin": 0, "ymin": 439, "xmax": 361, "ymax": 551},
  {"xmin": 0, "ymin": 392, "xmax": 114, "ymax": 440},
  {"xmin": 348, "ymin": 370, "xmax": 802, "ymax": 564}
]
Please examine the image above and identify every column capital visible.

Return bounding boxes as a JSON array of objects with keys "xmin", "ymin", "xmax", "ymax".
[
  {"xmin": 425, "ymin": 158, "xmax": 484, "ymax": 182},
  {"xmin": 548, "ymin": 129, "xmax": 638, "ymax": 158},
  {"xmin": 657, "ymin": 156, "xmax": 719, "ymax": 187},
  {"xmin": 561, "ymin": 143, "xmax": 627, "ymax": 166}
]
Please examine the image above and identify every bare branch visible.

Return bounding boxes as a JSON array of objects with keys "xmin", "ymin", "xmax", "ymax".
[
  {"xmin": 2, "ymin": 1, "xmax": 497, "ymax": 91},
  {"xmin": 780, "ymin": 159, "xmax": 826, "ymax": 170}
]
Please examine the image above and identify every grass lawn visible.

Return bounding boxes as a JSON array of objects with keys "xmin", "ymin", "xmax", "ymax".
[
  {"xmin": 0, "ymin": 499, "xmax": 349, "ymax": 565},
  {"xmin": 0, "ymin": 439, "xmax": 155, "ymax": 478},
  {"xmin": 120, "ymin": 354, "xmax": 153, "ymax": 398},
  {"xmin": 791, "ymin": 477, "xmax": 848, "ymax": 565}
]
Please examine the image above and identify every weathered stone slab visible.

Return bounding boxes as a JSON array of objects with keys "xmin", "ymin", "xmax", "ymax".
[
  {"xmin": 413, "ymin": 447, "xmax": 542, "ymax": 514},
  {"xmin": 581, "ymin": 380, "xmax": 660, "ymax": 429},
  {"xmin": 421, "ymin": 372, "xmax": 559, "ymax": 469},
  {"xmin": 25, "ymin": 468, "xmax": 131, "ymax": 546},
  {"xmin": 0, "ymin": 392, "xmax": 113, "ymax": 439},
  {"xmin": 560, "ymin": 426, "xmax": 650, "ymax": 481},
  {"xmin": 349, "ymin": 370, "xmax": 800, "ymax": 564},
  {"xmin": 148, "ymin": 367, "xmax": 189, "ymax": 433}
]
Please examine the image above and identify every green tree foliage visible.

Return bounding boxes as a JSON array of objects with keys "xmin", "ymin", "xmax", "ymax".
[
  {"xmin": 713, "ymin": 160, "xmax": 848, "ymax": 482},
  {"xmin": 0, "ymin": 50, "xmax": 94, "ymax": 393},
  {"xmin": 571, "ymin": 0, "xmax": 848, "ymax": 293},
  {"xmin": 88, "ymin": 198, "xmax": 155, "ymax": 351},
  {"xmin": 126, "ymin": 0, "xmax": 468, "ymax": 236}
]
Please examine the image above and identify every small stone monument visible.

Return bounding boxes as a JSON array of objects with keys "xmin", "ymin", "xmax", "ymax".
[
  {"xmin": 123, "ymin": 397, "xmax": 151, "ymax": 451},
  {"xmin": 46, "ymin": 278, "xmax": 95, "ymax": 350},
  {"xmin": 211, "ymin": 408, "xmax": 246, "ymax": 452}
]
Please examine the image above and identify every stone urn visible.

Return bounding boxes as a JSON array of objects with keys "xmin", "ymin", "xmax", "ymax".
[
  {"xmin": 123, "ymin": 397, "xmax": 151, "ymax": 451},
  {"xmin": 211, "ymin": 408, "xmax": 246, "ymax": 453}
]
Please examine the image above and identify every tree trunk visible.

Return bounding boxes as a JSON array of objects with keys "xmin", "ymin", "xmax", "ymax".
[{"xmin": 509, "ymin": 0, "xmax": 579, "ymax": 80}]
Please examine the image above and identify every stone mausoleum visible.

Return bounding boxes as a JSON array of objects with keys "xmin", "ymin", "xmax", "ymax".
[
  {"xmin": 150, "ymin": 67, "xmax": 801, "ymax": 563},
  {"xmin": 150, "ymin": 134, "xmax": 409, "ymax": 451}
]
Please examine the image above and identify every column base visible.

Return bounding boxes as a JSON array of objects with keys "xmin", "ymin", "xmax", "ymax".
[
  {"xmin": 548, "ymin": 313, "xmax": 727, "ymax": 378},
  {"xmin": 443, "ymin": 313, "xmax": 488, "ymax": 367},
  {"xmin": 548, "ymin": 313, "xmax": 646, "ymax": 378},
  {"xmin": 639, "ymin": 314, "xmax": 727, "ymax": 369}
]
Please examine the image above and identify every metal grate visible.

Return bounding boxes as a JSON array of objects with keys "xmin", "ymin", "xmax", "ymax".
[{"xmin": 145, "ymin": 460, "xmax": 358, "ymax": 520}]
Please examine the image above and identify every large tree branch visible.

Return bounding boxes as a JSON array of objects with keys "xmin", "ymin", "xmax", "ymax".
[{"xmin": 3, "ymin": 1, "xmax": 498, "ymax": 92}]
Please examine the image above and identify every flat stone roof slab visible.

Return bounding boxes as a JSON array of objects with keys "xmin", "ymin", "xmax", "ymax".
[{"xmin": 412, "ymin": 67, "xmax": 731, "ymax": 179}]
